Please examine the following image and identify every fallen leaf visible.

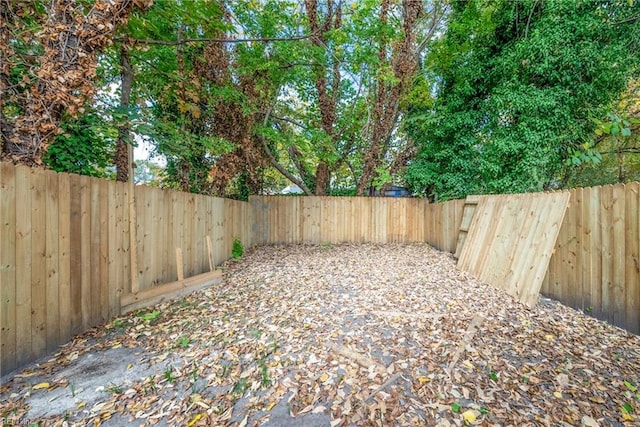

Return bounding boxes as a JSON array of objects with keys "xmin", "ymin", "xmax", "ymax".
[
  {"xmin": 187, "ymin": 413, "xmax": 203, "ymax": 426},
  {"xmin": 462, "ymin": 409, "xmax": 477, "ymax": 424},
  {"xmin": 581, "ymin": 415, "xmax": 599, "ymax": 426},
  {"xmin": 32, "ymin": 382, "xmax": 50, "ymax": 390}
]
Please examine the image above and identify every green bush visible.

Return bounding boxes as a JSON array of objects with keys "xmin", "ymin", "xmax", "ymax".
[{"xmin": 232, "ymin": 238, "xmax": 244, "ymax": 259}]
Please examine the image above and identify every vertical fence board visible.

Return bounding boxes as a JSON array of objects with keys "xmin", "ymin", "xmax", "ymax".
[
  {"xmin": 195, "ymin": 194, "xmax": 204, "ymax": 274},
  {"xmin": 172, "ymin": 191, "xmax": 184, "ymax": 281},
  {"xmin": 99, "ymin": 180, "xmax": 110, "ymax": 323},
  {"xmin": 79, "ymin": 176, "xmax": 92, "ymax": 331},
  {"xmin": 119, "ymin": 181, "xmax": 131, "ymax": 298},
  {"xmin": 1, "ymin": 162, "xmax": 17, "ymax": 373},
  {"xmin": 89, "ymin": 180, "xmax": 101, "ymax": 326},
  {"xmin": 136, "ymin": 186, "xmax": 148, "ymax": 288},
  {"xmin": 580, "ymin": 187, "xmax": 592, "ymax": 313},
  {"xmin": 45, "ymin": 171, "xmax": 60, "ymax": 353},
  {"xmin": 15, "ymin": 166, "xmax": 32, "ymax": 368},
  {"xmin": 30, "ymin": 169, "xmax": 47, "ymax": 360},
  {"xmin": 600, "ymin": 186, "xmax": 614, "ymax": 324},
  {"xmin": 107, "ymin": 182, "xmax": 119, "ymax": 319},
  {"xmin": 58, "ymin": 173, "xmax": 72, "ymax": 342},
  {"xmin": 150, "ymin": 188, "xmax": 161, "ymax": 285},
  {"xmin": 186, "ymin": 194, "xmax": 196, "ymax": 277},
  {"xmin": 612, "ymin": 185, "xmax": 626, "ymax": 328},
  {"xmin": 625, "ymin": 183, "xmax": 639, "ymax": 334},
  {"xmin": 572, "ymin": 187, "xmax": 584, "ymax": 311},
  {"xmin": 212, "ymin": 197, "xmax": 224, "ymax": 266},
  {"xmin": 590, "ymin": 186, "xmax": 603, "ymax": 319},
  {"xmin": 162, "ymin": 189, "xmax": 172, "ymax": 283}
]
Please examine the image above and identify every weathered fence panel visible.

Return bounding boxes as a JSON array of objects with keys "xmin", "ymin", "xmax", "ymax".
[
  {"xmin": 542, "ymin": 183, "xmax": 640, "ymax": 334},
  {"xmin": 249, "ymin": 196, "xmax": 464, "ymax": 252}
]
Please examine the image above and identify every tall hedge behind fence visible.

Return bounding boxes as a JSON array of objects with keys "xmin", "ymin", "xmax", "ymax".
[
  {"xmin": 0, "ymin": 163, "xmax": 252, "ymax": 376},
  {"xmin": 542, "ymin": 183, "xmax": 640, "ymax": 334},
  {"xmin": 250, "ymin": 196, "xmax": 465, "ymax": 253}
]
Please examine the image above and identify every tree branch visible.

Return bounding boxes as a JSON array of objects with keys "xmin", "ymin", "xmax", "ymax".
[
  {"xmin": 115, "ymin": 14, "xmax": 327, "ymax": 46},
  {"xmin": 258, "ymin": 106, "xmax": 313, "ymax": 195}
]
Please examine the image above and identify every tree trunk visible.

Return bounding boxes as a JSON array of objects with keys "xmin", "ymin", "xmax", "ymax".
[
  {"xmin": 305, "ymin": 0, "xmax": 339, "ymax": 196},
  {"xmin": 315, "ymin": 162, "xmax": 330, "ymax": 195},
  {"xmin": 356, "ymin": 0, "xmax": 423, "ymax": 195},
  {"xmin": 115, "ymin": 46, "xmax": 133, "ymax": 182}
]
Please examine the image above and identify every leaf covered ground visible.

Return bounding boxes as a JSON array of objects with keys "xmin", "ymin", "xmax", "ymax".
[{"xmin": 2, "ymin": 243, "xmax": 640, "ymax": 426}]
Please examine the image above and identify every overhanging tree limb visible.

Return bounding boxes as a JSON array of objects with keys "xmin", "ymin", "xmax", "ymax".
[
  {"xmin": 114, "ymin": 18, "xmax": 327, "ymax": 46},
  {"xmin": 258, "ymin": 106, "xmax": 313, "ymax": 195}
]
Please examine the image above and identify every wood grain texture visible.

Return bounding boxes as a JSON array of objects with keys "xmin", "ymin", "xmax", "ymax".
[
  {"xmin": 457, "ymin": 192, "xmax": 570, "ymax": 307},
  {"xmin": 0, "ymin": 163, "xmax": 253, "ymax": 376},
  {"xmin": 3, "ymin": 158, "xmax": 640, "ymax": 378},
  {"xmin": 248, "ymin": 196, "xmax": 459, "ymax": 247},
  {"xmin": 1, "ymin": 162, "xmax": 17, "ymax": 373}
]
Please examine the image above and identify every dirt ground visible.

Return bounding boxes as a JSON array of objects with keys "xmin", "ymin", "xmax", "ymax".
[{"xmin": 2, "ymin": 243, "xmax": 640, "ymax": 426}]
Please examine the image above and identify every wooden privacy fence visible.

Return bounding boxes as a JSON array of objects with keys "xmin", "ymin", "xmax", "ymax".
[
  {"xmin": 0, "ymin": 163, "xmax": 252, "ymax": 376},
  {"xmin": 453, "ymin": 184, "xmax": 640, "ymax": 334},
  {"xmin": 250, "ymin": 196, "xmax": 465, "ymax": 253},
  {"xmin": 3, "ymin": 160, "xmax": 640, "ymax": 376},
  {"xmin": 542, "ymin": 183, "xmax": 640, "ymax": 334}
]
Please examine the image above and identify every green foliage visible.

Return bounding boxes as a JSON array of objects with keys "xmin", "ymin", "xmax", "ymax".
[
  {"xmin": 44, "ymin": 112, "xmax": 116, "ymax": 178},
  {"xmin": 568, "ymin": 105, "xmax": 640, "ymax": 186},
  {"xmin": 137, "ymin": 310, "xmax": 160, "ymax": 324},
  {"xmin": 164, "ymin": 368, "xmax": 175, "ymax": 384},
  {"xmin": 406, "ymin": 0, "xmax": 640, "ymax": 201},
  {"xmin": 232, "ymin": 238, "xmax": 244, "ymax": 259}
]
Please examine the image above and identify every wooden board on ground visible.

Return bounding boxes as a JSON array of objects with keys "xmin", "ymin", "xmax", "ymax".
[
  {"xmin": 120, "ymin": 270, "xmax": 222, "ymax": 314},
  {"xmin": 457, "ymin": 192, "xmax": 570, "ymax": 307}
]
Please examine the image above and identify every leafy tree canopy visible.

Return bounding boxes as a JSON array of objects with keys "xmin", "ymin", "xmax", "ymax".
[{"xmin": 405, "ymin": 0, "xmax": 640, "ymax": 201}]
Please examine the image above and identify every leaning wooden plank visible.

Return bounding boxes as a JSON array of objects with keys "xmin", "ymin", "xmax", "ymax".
[
  {"xmin": 521, "ymin": 193, "xmax": 571, "ymax": 307},
  {"xmin": 206, "ymin": 235, "xmax": 215, "ymax": 271},
  {"xmin": 176, "ymin": 248, "xmax": 184, "ymax": 281},
  {"xmin": 120, "ymin": 270, "xmax": 222, "ymax": 314},
  {"xmin": 457, "ymin": 191, "xmax": 570, "ymax": 307}
]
